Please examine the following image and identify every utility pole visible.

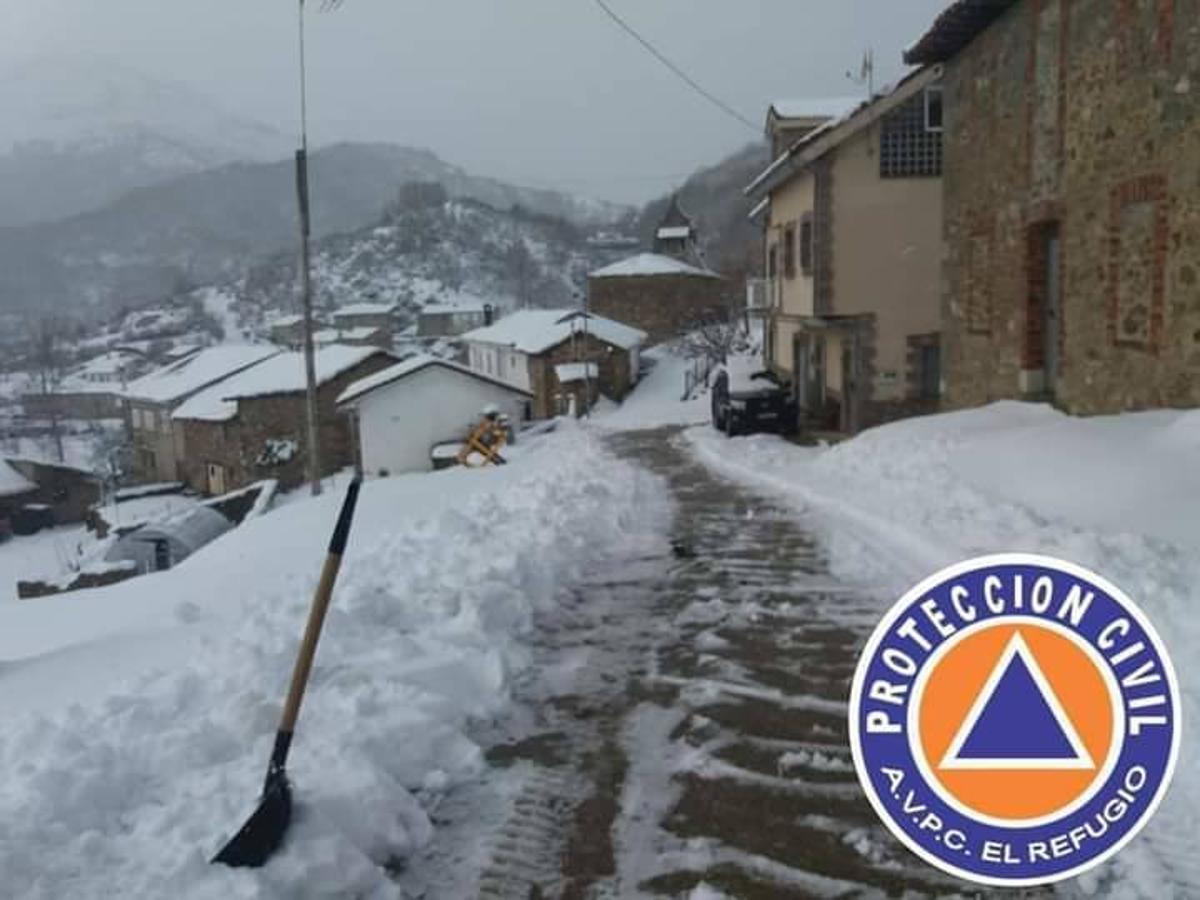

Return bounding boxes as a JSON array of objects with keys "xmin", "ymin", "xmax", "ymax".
[{"xmin": 296, "ymin": 0, "xmax": 322, "ymax": 496}]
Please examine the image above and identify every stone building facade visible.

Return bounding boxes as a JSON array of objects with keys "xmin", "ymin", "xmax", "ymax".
[
  {"xmin": 907, "ymin": 0, "xmax": 1200, "ymax": 413},
  {"xmin": 176, "ymin": 353, "xmax": 394, "ymax": 494},
  {"xmin": 588, "ymin": 258, "xmax": 729, "ymax": 345},
  {"xmin": 527, "ymin": 333, "xmax": 637, "ymax": 419}
]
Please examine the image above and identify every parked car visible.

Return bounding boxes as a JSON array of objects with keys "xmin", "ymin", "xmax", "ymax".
[{"xmin": 710, "ymin": 358, "xmax": 795, "ymax": 436}]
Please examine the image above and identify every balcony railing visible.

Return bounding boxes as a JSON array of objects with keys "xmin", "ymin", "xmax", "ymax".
[{"xmin": 745, "ymin": 278, "xmax": 776, "ymax": 313}]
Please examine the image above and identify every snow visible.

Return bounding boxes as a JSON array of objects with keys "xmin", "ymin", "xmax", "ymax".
[
  {"xmin": 554, "ymin": 362, "xmax": 598, "ymax": 383},
  {"xmin": 337, "ymin": 354, "xmax": 527, "ymax": 406},
  {"xmin": 589, "ymin": 252, "xmax": 720, "ymax": 280},
  {"xmin": 0, "ymin": 523, "xmax": 95, "ymax": 601},
  {"xmin": 685, "ymin": 402, "xmax": 1200, "ymax": 893},
  {"xmin": 769, "ymin": 96, "xmax": 863, "ymax": 120},
  {"xmin": 462, "ymin": 309, "xmax": 646, "ymax": 354},
  {"xmin": 334, "ymin": 302, "xmax": 396, "ymax": 317},
  {"xmin": 174, "ymin": 345, "xmax": 392, "ymax": 422},
  {"xmin": 0, "ymin": 424, "xmax": 666, "ymax": 898},
  {"xmin": 0, "ymin": 459, "xmax": 37, "ymax": 498},
  {"xmin": 595, "ymin": 346, "xmax": 709, "ymax": 430},
  {"xmin": 656, "ymin": 225, "xmax": 692, "ymax": 240},
  {"xmin": 126, "ymin": 346, "xmax": 280, "ymax": 405}
]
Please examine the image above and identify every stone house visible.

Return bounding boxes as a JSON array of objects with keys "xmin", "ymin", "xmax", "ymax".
[
  {"xmin": 462, "ymin": 309, "xmax": 646, "ymax": 418},
  {"xmin": 268, "ymin": 314, "xmax": 321, "ymax": 348},
  {"xmin": 332, "ymin": 302, "xmax": 396, "ymax": 348},
  {"xmin": 172, "ymin": 345, "xmax": 395, "ymax": 494},
  {"xmin": 588, "ymin": 253, "xmax": 728, "ymax": 345},
  {"xmin": 906, "ymin": 0, "xmax": 1200, "ymax": 413},
  {"xmin": 0, "ymin": 458, "xmax": 100, "ymax": 535},
  {"xmin": 123, "ymin": 345, "xmax": 281, "ymax": 484},
  {"xmin": 417, "ymin": 304, "xmax": 491, "ymax": 338},
  {"xmin": 745, "ymin": 69, "xmax": 946, "ymax": 433}
]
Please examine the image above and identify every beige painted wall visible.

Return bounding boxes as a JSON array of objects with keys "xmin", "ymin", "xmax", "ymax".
[
  {"xmin": 765, "ymin": 170, "xmax": 816, "ymax": 377},
  {"xmin": 830, "ymin": 122, "xmax": 943, "ymax": 401}
]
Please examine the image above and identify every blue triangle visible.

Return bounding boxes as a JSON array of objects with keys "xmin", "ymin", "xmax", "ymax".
[{"xmin": 957, "ymin": 652, "xmax": 1077, "ymax": 759}]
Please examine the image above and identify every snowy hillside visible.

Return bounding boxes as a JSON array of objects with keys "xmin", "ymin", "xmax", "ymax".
[
  {"xmin": 235, "ymin": 193, "xmax": 614, "ymax": 323},
  {"xmin": 0, "ymin": 55, "xmax": 291, "ymax": 227}
]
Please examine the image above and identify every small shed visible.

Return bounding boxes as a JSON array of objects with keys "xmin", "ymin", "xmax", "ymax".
[
  {"xmin": 337, "ymin": 354, "xmax": 532, "ymax": 477},
  {"xmin": 104, "ymin": 506, "xmax": 233, "ymax": 574}
]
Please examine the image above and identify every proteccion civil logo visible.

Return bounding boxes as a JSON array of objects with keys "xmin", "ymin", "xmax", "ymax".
[{"xmin": 848, "ymin": 553, "xmax": 1181, "ymax": 887}]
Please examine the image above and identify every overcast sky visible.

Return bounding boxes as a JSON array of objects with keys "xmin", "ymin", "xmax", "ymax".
[{"xmin": 4, "ymin": 0, "xmax": 948, "ymax": 204}]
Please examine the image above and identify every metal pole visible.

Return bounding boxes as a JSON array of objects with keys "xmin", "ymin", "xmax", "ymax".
[
  {"xmin": 581, "ymin": 294, "xmax": 591, "ymax": 419},
  {"xmin": 297, "ymin": 1, "xmax": 322, "ymax": 496}
]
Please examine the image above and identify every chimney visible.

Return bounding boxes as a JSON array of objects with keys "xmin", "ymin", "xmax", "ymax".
[{"xmin": 483, "ymin": 304, "xmax": 495, "ymax": 326}]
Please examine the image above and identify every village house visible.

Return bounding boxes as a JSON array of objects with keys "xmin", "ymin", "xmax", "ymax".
[
  {"xmin": 337, "ymin": 354, "xmax": 532, "ymax": 477},
  {"xmin": 587, "ymin": 254, "xmax": 728, "ymax": 345},
  {"xmin": 172, "ymin": 345, "xmax": 395, "ymax": 494},
  {"xmin": 745, "ymin": 70, "xmax": 945, "ymax": 433},
  {"xmin": 123, "ymin": 345, "xmax": 280, "ymax": 484},
  {"xmin": 332, "ymin": 302, "xmax": 396, "ymax": 348},
  {"xmin": 416, "ymin": 304, "xmax": 491, "ymax": 338},
  {"xmin": 268, "ymin": 314, "xmax": 320, "ymax": 348},
  {"xmin": 20, "ymin": 348, "xmax": 150, "ymax": 422},
  {"xmin": 907, "ymin": 0, "xmax": 1200, "ymax": 414},
  {"xmin": 462, "ymin": 309, "xmax": 646, "ymax": 418},
  {"xmin": 0, "ymin": 457, "xmax": 100, "ymax": 536}
]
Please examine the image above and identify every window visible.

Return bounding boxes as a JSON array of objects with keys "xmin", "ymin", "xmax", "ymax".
[
  {"xmin": 919, "ymin": 343, "xmax": 941, "ymax": 399},
  {"xmin": 783, "ymin": 223, "xmax": 797, "ymax": 279},
  {"xmin": 924, "ymin": 85, "xmax": 944, "ymax": 132},
  {"xmin": 880, "ymin": 90, "xmax": 944, "ymax": 178},
  {"xmin": 767, "ymin": 244, "xmax": 778, "ymax": 280},
  {"xmin": 799, "ymin": 215, "xmax": 814, "ymax": 276}
]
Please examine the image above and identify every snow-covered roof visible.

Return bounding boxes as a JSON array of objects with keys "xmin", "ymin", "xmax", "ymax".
[
  {"xmin": 656, "ymin": 225, "xmax": 692, "ymax": 240},
  {"xmin": 174, "ymin": 345, "xmax": 392, "ymax": 422},
  {"xmin": 0, "ymin": 459, "xmax": 37, "ymax": 498},
  {"xmin": 335, "ymin": 302, "xmax": 396, "ymax": 317},
  {"xmin": 589, "ymin": 253, "xmax": 720, "ymax": 280},
  {"xmin": 420, "ymin": 304, "xmax": 487, "ymax": 316},
  {"xmin": 769, "ymin": 96, "xmax": 862, "ymax": 121},
  {"xmin": 269, "ymin": 314, "xmax": 306, "ymax": 329},
  {"xmin": 462, "ymin": 310, "xmax": 647, "ymax": 355},
  {"xmin": 554, "ymin": 363, "xmax": 599, "ymax": 383},
  {"xmin": 125, "ymin": 345, "xmax": 281, "ymax": 405},
  {"xmin": 337, "ymin": 353, "xmax": 533, "ymax": 405}
]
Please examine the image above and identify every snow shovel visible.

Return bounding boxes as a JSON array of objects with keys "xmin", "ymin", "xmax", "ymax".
[{"xmin": 212, "ymin": 477, "xmax": 362, "ymax": 868}]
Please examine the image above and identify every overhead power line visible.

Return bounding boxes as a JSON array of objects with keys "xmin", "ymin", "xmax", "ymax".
[{"xmin": 591, "ymin": 0, "xmax": 760, "ymax": 133}]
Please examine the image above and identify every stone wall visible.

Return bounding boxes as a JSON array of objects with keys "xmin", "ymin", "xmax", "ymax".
[
  {"xmin": 942, "ymin": 0, "xmax": 1200, "ymax": 414},
  {"xmin": 178, "ymin": 355, "xmax": 395, "ymax": 493},
  {"xmin": 588, "ymin": 273, "xmax": 731, "ymax": 344}
]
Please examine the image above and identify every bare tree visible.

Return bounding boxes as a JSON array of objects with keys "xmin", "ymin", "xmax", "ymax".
[{"xmin": 673, "ymin": 319, "xmax": 754, "ymax": 367}]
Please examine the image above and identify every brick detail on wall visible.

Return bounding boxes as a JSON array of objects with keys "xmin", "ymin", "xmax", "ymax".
[
  {"xmin": 1157, "ymin": 0, "xmax": 1175, "ymax": 59},
  {"xmin": 1108, "ymin": 174, "xmax": 1168, "ymax": 354},
  {"xmin": 813, "ymin": 158, "xmax": 835, "ymax": 316}
]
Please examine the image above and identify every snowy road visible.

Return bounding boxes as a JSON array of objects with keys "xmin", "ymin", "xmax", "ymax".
[{"xmin": 400, "ymin": 428, "xmax": 964, "ymax": 898}]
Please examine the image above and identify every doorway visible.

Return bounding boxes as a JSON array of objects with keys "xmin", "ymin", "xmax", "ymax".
[{"xmin": 206, "ymin": 462, "xmax": 227, "ymax": 496}]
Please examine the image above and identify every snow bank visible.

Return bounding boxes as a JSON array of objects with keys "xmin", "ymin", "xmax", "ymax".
[
  {"xmin": 0, "ymin": 424, "xmax": 666, "ymax": 898},
  {"xmin": 686, "ymin": 402, "xmax": 1200, "ymax": 894}
]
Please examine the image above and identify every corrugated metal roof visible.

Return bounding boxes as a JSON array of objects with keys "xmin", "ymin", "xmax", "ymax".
[{"xmin": 905, "ymin": 0, "xmax": 1018, "ymax": 65}]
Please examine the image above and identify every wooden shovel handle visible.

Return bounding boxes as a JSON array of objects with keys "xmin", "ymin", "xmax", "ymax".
[{"xmin": 278, "ymin": 478, "xmax": 362, "ymax": 737}]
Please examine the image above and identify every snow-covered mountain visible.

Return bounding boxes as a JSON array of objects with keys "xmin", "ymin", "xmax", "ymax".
[{"xmin": 0, "ymin": 55, "xmax": 292, "ymax": 226}]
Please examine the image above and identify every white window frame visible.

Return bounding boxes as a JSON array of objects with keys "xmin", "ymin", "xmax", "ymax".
[{"xmin": 924, "ymin": 85, "xmax": 944, "ymax": 133}]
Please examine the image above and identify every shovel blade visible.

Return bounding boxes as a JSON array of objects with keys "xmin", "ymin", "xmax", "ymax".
[{"xmin": 213, "ymin": 769, "xmax": 292, "ymax": 868}]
